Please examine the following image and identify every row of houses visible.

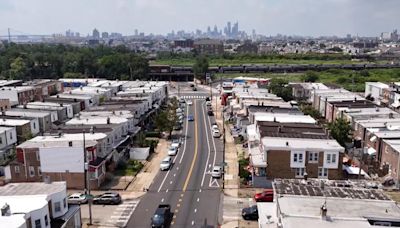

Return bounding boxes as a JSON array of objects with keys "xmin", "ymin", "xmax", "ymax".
[
  {"xmin": 0, "ymin": 79, "xmax": 169, "ymax": 190},
  {"xmin": 292, "ymin": 81, "xmax": 400, "ymax": 182}
]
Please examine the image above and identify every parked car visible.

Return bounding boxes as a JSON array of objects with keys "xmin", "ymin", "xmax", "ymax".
[
  {"xmin": 93, "ymin": 192, "xmax": 122, "ymax": 205},
  {"xmin": 212, "ymin": 124, "xmax": 219, "ymax": 131},
  {"xmin": 212, "ymin": 129, "xmax": 221, "ymax": 138},
  {"xmin": 188, "ymin": 114, "xmax": 194, "ymax": 121},
  {"xmin": 160, "ymin": 156, "xmax": 173, "ymax": 171},
  {"xmin": 187, "ymin": 100, "xmax": 193, "ymax": 106},
  {"xmin": 179, "ymin": 98, "xmax": 186, "ymax": 103},
  {"xmin": 211, "ymin": 166, "xmax": 222, "ymax": 178},
  {"xmin": 168, "ymin": 146, "xmax": 178, "ymax": 156},
  {"xmin": 205, "ymin": 97, "xmax": 210, "ymax": 101},
  {"xmin": 151, "ymin": 204, "xmax": 172, "ymax": 228},
  {"xmin": 192, "ymin": 87, "xmax": 197, "ymax": 91},
  {"xmin": 171, "ymin": 139, "xmax": 181, "ymax": 148},
  {"xmin": 173, "ymin": 124, "xmax": 182, "ymax": 131},
  {"xmin": 254, "ymin": 189, "xmax": 274, "ymax": 202},
  {"xmin": 68, "ymin": 193, "xmax": 88, "ymax": 205},
  {"xmin": 242, "ymin": 205, "xmax": 258, "ymax": 220},
  {"xmin": 206, "ymin": 101, "xmax": 212, "ymax": 106}
]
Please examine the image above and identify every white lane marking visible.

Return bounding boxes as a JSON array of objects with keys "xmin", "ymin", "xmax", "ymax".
[
  {"xmin": 173, "ymin": 173, "xmax": 176, "ymax": 177},
  {"xmin": 161, "ymin": 198, "xmax": 164, "ymax": 202},
  {"xmin": 201, "ymin": 101, "xmax": 212, "ymax": 187},
  {"xmin": 192, "ymin": 221, "xmax": 195, "ymax": 226},
  {"xmin": 209, "ymin": 177, "xmax": 220, "ymax": 188},
  {"xmin": 170, "ymin": 181, "xmax": 173, "ymax": 184},
  {"xmin": 194, "ymin": 208, "xmax": 197, "ymax": 213},
  {"xmin": 197, "ymin": 198, "xmax": 200, "ymax": 202},
  {"xmin": 199, "ymin": 189, "xmax": 202, "ymax": 193},
  {"xmin": 166, "ymin": 189, "xmax": 169, "ymax": 192},
  {"xmin": 179, "ymin": 104, "xmax": 190, "ymax": 164}
]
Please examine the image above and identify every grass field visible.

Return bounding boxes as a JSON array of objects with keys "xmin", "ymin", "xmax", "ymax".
[{"xmin": 214, "ymin": 68, "xmax": 400, "ymax": 92}]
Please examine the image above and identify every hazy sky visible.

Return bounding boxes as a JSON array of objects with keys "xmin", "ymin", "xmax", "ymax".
[{"xmin": 0, "ymin": 0, "xmax": 399, "ymax": 37}]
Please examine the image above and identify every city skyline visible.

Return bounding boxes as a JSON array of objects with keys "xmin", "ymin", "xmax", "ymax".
[{"xmin": 0, "ymin": 0, "xmax": 399, "ymax": 37}]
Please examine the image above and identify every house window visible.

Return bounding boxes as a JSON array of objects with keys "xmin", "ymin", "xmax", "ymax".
[
  {"xmin": 54, "ymin": 202, "xmax": 61, "ymax": 212},
  {"xmin": 63, "ymin": 197, "xmax": 67, "ymax": 208},
  {"xmin": 327, "ymin": 154, "xmax": 332, "ymax": 163},
  {"xmin": 33, "ymin": 122, "xmax": 36, "ymax": 129},
  {"xmin": 36, "ymin": 151, "xmax": 40, "ymax": 161},
  {"xmin": 318, "ymin": 168, "xmax": 328, "ymax": 178},
  {"xmin": 44, "ymin": 215, "xmax": 48, "ymax": 226},
  {"xmin": 309, "ymin": 152, "xmax": 319, "ymax": 162},
  {"xmin": 298, "ymin": 154, "xmax": 303, "ymax": 162},
  {"xmin": 293, "ymin": 153, "xmax": 298, "ymax": 162},
  {"xmin": 35, "ymin": 219, "xmax": 41, "ymax": 228},
  {"xmin": 331, "ymin": 154, "xmax": 337, "ymax": 163},
  {"xmin": 15, "ymin": 166, "xmax": 20, "ymax": 174},
  {"xmin": 38, "ymin": 167, "xmax": 42, "ymax": 176},
  {"xmin": 9, "ymin": 133, "xmax": 12, "ymax": 140},
  {"xmin": 295, "ymin": 168, "xmax": 305, "ymax": 177},
  {"xmin": 29, "ymin": 166, "xmax": 35, "ymax": 177},
  {"xmin": 0, "ymin": 137, "xmax": 2, "ymax": 144}
]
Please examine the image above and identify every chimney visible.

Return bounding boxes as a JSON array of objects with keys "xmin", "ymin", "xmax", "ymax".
[
  {"xmin": 286, "ymin": 141, "xmax": 289, "ymax": 146},
  {"xmin": 107, "ymin": 117, "xmax": 111, "ymax": 124},
  {"xmin": 56, "ymin": 94, "xmax": 59, "ymax": 98},
  {"xmin": 320, "ymin": 202, "xmax": 328, "ymax": 220},
  {"xmin": 60, "ymin": 103, "xmax": 63, "ymax": 107},
  {"xmin": 375, "ymin": 107, "xmax": 379, "ymax": 112},
  {"xmin": 1, "ymin": 203, "xmax": 10, "ymax": 216}
]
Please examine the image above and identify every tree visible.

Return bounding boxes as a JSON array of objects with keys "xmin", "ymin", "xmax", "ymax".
[
  {"xmin": 302, "ymin": 71, "xmax": 319, "ymax": 82},
  {"xmin": 327, "ymin": 118, "xmax": 352, "ymax": 147},
  {"xmin": 9, "ymin": 57, "xmax": 28, "ymax": 80},
  {"xmin": 193, "ymin": 55, "xmax": 209, "ymax": 81},
  {"xmin": 268, "ymin": 78, "xmax": 293, "ymax": 102},
  {"xmin": 154, "ymin": 97, "xmax": 179, "ymax": 138},
  {"xmin": 301, "ymin": 105, "xmax": 321, "ymax": 119}
]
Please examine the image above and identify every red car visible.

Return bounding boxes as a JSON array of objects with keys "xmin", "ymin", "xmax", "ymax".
[{"xmin": 254, "ymin": 189, "xmax": 274, "ymax": 202}]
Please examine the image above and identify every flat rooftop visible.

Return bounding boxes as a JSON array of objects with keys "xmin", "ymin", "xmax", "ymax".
[
  {"xmin": 66, "ymin": 116, "xmax": 128, "ymax": 125},
  {"xmin": 274, "ymin": 179, "xmax": 391, "ymax": 200},
  {"xmin": 257, "ymin": 122, "xmax": 329, "ymax": 139},
  {"xmin": 253, "ymin": 113, "xmax": 316, "ymax": 124},
  {"xmin": 262, "ymin": 137, "xmax": 343, "ymax": 151},
  {"xmin": 0, "ymin": 118, "xmax": 30, "ymax": 126},
  {"xmin": 0, "ymin": 181, "xmax": 66, "ymax": 196}
]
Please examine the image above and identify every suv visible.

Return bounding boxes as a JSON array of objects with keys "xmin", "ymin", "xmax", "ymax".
[
  {"xmin": 93, "ymin": 192, "xmax": 121, "ymax": 205},
  {"xmin": 151, "ymin": 204, "xmax": 172, "ymax": 228}
]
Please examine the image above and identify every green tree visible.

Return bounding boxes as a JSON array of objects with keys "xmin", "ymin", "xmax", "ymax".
[
  {"xmin": 193, "ymin": 55, "xmax": 209, "ymax": 81},
  {"xmin": 268, "ymin": 78, "xmax": 293, "ymax": 102},
  {"xmin": 327, "ymin": 118, "xmax": 352, "ymax": 147},
  {"xmin": 154, "ymin": 111, "xmax": 169, "ymax": 133},
  {"xmin": 301, "ymin": 105, "xmax": 321, "ymax": 119},
  {"xmin": 9, "ymin": 57, "xmax": 28, "ymax": 80},
  {"xmin": 165, "ymin": 97, "xmax": 179, "ymax": 137},
  {"xmin": 302, "ymin": 71, "xmax": 319, "ymax": 82}
]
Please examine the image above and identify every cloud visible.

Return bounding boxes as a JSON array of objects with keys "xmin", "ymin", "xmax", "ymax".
[{"xmin": 0, "ymin": 0, "xmax": 398, "ymax": 36}]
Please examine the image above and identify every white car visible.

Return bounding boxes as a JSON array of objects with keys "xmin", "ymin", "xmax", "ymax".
[
  {"xmin": 187, "ymin": 100, "xmax": 193, "ymax": 106},
  {"xmin": 211, "ymin": 166, "xmax": 222, "ymax": 178},
  {"xmin": 171, "ymin": 139, "xmax": 181, "ymax": 148},
  {"xmin": 160, "ymin": 156, "xmax": 172, "ymax": 171},
  {"xmin": 68, "ymin": 193, "xmax": 88, "ymax": 205},
  {"xmin": 206, "ymin": 101, "xmax": 212, "ymax": 106},
  {"xmin": 212, "ymin": 129, "xmax": 221, "ymax": 138},
  {"xmin": 212, "ymin": 124, "xmax": 219, "ymax": 131},
  {"xmin": 168, "ymin": 146, "xmax": 178, "ymax": 156}
]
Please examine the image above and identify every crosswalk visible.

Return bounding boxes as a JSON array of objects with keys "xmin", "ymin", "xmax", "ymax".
[
  {"xmin": 104, "ymin": 199, "xmax": 139, "ymax": 228},
  {"xmin": 180, "ymin": 95, "xmax": 207, "ymax": 99}
]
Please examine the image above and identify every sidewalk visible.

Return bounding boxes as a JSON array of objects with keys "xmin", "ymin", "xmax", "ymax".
[{"xmin": 125, "ymin": 139, "xmax": 168, "ymax": 194}]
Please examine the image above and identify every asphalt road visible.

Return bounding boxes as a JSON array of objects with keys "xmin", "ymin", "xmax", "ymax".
[{"xmin": 127, "ymin": 88, "xmax": 223, "ymax": 228}]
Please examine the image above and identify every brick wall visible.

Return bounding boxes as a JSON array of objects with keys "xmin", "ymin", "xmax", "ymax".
[
  {"xmin": 381, "ymin": 141, "xmax": 400, "ymax": 179},
  {"xmin": 266, "ymin": 150, "xmax": 343, "ymax": 179}
]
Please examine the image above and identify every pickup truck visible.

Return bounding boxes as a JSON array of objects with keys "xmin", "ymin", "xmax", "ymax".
[{"xmin": 151, "ymin": 204, "xmax": 172, "ymax": 228}]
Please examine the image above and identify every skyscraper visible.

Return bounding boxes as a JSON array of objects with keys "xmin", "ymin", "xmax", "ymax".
[
  {"xmin": 92, "ymin": 28, "xmax": 100, "ymax": 39},
  {"xmin": 227, "ymin": 21, "xmax": 232, "ymax": 37}
]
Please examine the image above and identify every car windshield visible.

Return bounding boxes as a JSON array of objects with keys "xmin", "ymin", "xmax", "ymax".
[
  {"xmin": 213, "ymin": 167, "xmax": 220, "ymax": 172},
  {"xmin": 162, "ymin": 160, "xmax": 170, "ymax": 164},
  {"xmin": 251, "ymin": 205, "xmax": 258, "ymax": 212}
]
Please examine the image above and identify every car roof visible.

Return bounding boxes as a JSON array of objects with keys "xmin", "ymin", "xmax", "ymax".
[
  {"xmin": 69, "ymin": 193, "xmax": 83, "ymax": 197},
  {"xmin": 163, "ymin": 156, "xmax": 171, "ymax": 161},
  {"xmin": 213, "ymin": 166, "xmax": 221, "ymax": 169}
]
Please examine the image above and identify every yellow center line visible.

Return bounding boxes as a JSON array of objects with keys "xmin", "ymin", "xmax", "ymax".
[{"xmin": 182, "ymin": 100, "xmax": 199, "ymax": 192}]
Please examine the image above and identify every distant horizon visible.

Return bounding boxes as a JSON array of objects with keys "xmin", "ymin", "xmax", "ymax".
[{"xmin": 0, "ymin": 0, "xmax": 399, "ymax": 37}]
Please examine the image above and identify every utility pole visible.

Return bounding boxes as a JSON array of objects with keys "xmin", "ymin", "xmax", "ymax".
[
  {"xmin": 83, "ymin": 130, "xmax": 93, "ymax": 225},
  {"xmin": 222, "ymin": 101, "xmax": 225, "ymax": 189}
]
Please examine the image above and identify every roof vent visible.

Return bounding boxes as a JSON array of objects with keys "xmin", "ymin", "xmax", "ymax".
[
  {"xmin": 1, "ymin": 203, "xmax": 11, "ymax": 216},
  {"xmin": 375, "ymin": 107, "xmax": 379, "ymax": 112},
  {"xmin": 286, "ymin": 141, "xmax": 289, "ymax": 146},
  {"xmin": 107, "ymin": 117, "xmax": 110, "ymax": 124}
]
